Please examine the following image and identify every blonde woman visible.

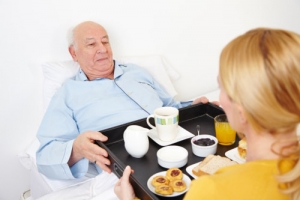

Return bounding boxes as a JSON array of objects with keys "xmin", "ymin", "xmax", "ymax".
[{"xmin": 115, "ymin": 28, "xmax": 300, "ymax": 200}]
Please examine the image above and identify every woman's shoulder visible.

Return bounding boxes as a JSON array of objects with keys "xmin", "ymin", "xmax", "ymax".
[
  {"xmin": 213, "ymin": 159, "xmax": 278, "ymax": 178},
  {"xmin": 184, "ymin": 160, "xmax": 287, "ymax": 200}
]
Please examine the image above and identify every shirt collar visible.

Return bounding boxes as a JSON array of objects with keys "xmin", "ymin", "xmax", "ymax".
[{"xmin": 75, "ymin": 60, "xmax": 124, "ymax": 81}]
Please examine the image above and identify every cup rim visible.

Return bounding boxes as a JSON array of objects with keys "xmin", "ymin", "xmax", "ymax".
[
  {"xmin": 154, "ymin": 107, "xmax": 179, "ymax": 117},
  {"xmin": 157, "ymin": 145, "xmax": 188, "ymax": 162},
  {"xmin": 214, "ymin": 114, "xmax": 229, "ymax": 123}
]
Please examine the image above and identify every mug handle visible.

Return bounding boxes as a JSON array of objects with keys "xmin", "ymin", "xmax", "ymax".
[{"xmin": 146, "ymin": 114, "xmax": 156, "ymax": 130}]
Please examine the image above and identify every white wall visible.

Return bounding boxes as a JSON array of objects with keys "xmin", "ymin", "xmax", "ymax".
[{"xmin": 1, "ymin": 0, "xmax": 300, "ymax": 199}]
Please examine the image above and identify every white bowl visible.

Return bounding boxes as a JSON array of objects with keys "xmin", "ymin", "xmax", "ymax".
[
  {"xmin": 157, "ymin": 145, "xmax": 188, "ymax": 168},
  {"xmin": 191, "ymin": 134, "xmax": 218, "ymax": 157}
]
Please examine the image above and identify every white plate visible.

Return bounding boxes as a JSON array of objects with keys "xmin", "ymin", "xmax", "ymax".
[
  {"xmin": 225, "ymin": 147, "xmax": 246, "ymax": 164},
  {"xmin": 186, "ymin": 162, "xmax": 201, "ymax": 179},
  {"xmin": 187, "ymin": 151, "xmax": 245, "ymax": 179},
  {"xmin": 147, "ymin": 126, "xmax": 194, "ymax": 146},
  {"xmin": 147, "ymin": 171, "xmax": 191, "ymax": 197}
]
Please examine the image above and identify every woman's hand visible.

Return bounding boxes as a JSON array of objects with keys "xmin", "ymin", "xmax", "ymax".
[{"xmin": 114, "ymin": 166, "xmax": 136, "ymax": 200}]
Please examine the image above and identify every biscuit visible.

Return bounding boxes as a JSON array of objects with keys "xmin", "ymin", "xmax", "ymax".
[
  {"xmin": 151, "ymin": 175, "xmax": 170, "ymax": 187},
  {"xmin": 170, "ymin": 179, "xmax": 187, "ymax": 192},
  {"xmin": 155, "ymin": 185, "xmax": 174, "ymax": 195},
  {"xmin": 166, "ymin": 168, "xmax": 183, "ymax": 181}
]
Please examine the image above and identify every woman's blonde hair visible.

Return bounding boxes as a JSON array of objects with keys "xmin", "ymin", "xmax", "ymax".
[{"xmin": 219, "ymin": 28, "xmax": 300, "ymax": 199}]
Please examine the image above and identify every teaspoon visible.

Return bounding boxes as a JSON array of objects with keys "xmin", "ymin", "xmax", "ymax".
[{"xmin": 197, "ymin": 125, "xmax": 200, "ymax": 135}]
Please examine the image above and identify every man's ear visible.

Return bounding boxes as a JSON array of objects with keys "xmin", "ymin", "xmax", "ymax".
[{"xmin": 69, "ymin": 46, "xmax": 77, "ymax": 61}]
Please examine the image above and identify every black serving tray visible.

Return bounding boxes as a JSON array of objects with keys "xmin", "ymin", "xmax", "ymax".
[{"xmin": 96, "ymin": 103, "xmax": 239, "ymax": 200}]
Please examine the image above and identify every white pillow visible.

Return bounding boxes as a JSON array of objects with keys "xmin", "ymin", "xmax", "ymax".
[
  {"xmin": 42, "ymin": 60, "xmax": 80, "ymax": 110},
  {"xmin": 42, "ymin": 55, "xmax": 179, "ymax": 110}
]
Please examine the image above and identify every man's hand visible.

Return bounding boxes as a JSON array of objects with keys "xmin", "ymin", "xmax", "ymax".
[
  {"xmin": 68, "ymin": 131, "xmax": 112, "ymax": 173},
  {"xmin": 114, "ymin": 166, "xmax": 136, "ymax": 200},
  {"xmin": 191, "ymin": 96, "xmax": 220, "ymax": 106}
]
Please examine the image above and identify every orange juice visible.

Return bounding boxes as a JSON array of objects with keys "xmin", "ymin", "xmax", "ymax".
[{"xmin": 214, "ymin": 114, "xmax": 236, "ymax": 146}]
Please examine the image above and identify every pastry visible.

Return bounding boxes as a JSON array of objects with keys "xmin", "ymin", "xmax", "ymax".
[
  {"xmin": 155, "ymin": 185, "xmax": 174, "ymax": 195},
  {"xmin": 166, "ymin": 168, "xmax": 183, "ymax": 181},
  {"xmin": 170, "ymin": 179, "xmax": 187, "ymax": 192},
  {"xmin": 151, "ymin": 175, "xmax": 170, "ymax": 187},
  {"xmin": 237, "ymin": 137, "xmax": 247, "ymax": 159}
]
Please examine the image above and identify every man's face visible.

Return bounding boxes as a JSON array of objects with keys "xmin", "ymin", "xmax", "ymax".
[{"xmin": 69, "ymin": 22, "xmax": 114, "ymax": 80}]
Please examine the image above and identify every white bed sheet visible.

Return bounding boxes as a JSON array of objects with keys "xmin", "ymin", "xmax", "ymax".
[{"xmin": 20, "ymin": 138, "xmax": 97, "ymax": 199}]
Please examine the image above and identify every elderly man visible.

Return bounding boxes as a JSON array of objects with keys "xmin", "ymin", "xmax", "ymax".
[{"xmin": 36, "ymin": 21, "xmax": 210, "ymax": 199}]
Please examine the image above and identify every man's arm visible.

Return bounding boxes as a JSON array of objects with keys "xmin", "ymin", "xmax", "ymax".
[{"xmin": 36, "ymin": 88, "xmax": 88, "ymax": 179}]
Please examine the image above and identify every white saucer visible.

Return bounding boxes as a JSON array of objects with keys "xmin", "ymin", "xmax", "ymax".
[
  {"xmin": 147, "ymin": 126, "xmax": 194, "ymax": 146},
  {"xmin": 147, "ymin": 171, "xmax": 191, "ymax": 197},
  {"xmin": 186, "ymin": 162, "xmax": 201, "ymax": 179},
  {"xmin": 225, "ymin": 147, "xmax": 246, "ymax": 164}
]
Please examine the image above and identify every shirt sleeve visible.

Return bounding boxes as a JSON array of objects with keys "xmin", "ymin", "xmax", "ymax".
[{"xmin": 36, "ymin": 87, "xmax": 89, "ymax": 180}]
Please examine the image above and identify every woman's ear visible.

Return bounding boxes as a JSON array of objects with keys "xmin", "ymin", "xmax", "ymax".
[
  {"xmin": 237, "ymin": 104, "xmax": 247, "ymax": 124},
  {"xmin": 68, "ymin": 46, "xmax": 77, "ymax": 61}
]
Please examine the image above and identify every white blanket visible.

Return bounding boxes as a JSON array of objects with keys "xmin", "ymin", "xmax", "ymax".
[{"xmin": 37, "ymin": 172, "xmax": 119, "ymax": 200}]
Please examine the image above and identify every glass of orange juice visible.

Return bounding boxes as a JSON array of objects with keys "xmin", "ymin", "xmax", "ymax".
[{"xmin": 214, "ymin": 114, "xmax": 236, "ymax": 146}]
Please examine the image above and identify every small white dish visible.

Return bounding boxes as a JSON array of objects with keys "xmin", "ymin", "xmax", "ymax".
[
  {"xmin": 186, "ymin": 162, "xmax": 201, "ymax": 179},
  {"xmin": 225, "ymin": 147, "xmax": 246, "ymax": 164},
  {"xmin": 147, "ymin": 171, "xmax": 191, "ymax": 197},
  {"xmin": 148, "ymin": 126, "xmax": 194, "ymax": 146},
  {"xmin": 157, "ymin": 146, "xmax": 188, "ymax": 168},
  {"xmin": 191, "ymin": 134, "xmax": 218, "ymax": 157}
]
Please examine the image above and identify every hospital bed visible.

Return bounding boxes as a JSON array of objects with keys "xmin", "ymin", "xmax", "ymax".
[{"xmin": 18, "ymin": 55, "xmax": 220, "ymax": 199}]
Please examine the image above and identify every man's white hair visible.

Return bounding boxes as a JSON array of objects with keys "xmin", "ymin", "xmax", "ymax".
[{"xmin": 67, "ymin": 26, "xmax": 76, "ymax": 49}]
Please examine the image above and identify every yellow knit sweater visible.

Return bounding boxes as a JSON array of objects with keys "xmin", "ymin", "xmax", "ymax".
[{"xmin": 184, "ymin": 160, "xmax": 290, "ymax": 200}]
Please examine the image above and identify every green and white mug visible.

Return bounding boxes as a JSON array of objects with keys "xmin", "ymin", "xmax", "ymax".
[{"xmin": 146, "ymin": 107, "xmax": 179, "ymax": 141}]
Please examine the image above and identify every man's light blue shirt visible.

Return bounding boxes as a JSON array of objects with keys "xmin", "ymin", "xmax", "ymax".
[{"xmin": 36, "ymin": 60, "xmax": 192, "ymax": 180}]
